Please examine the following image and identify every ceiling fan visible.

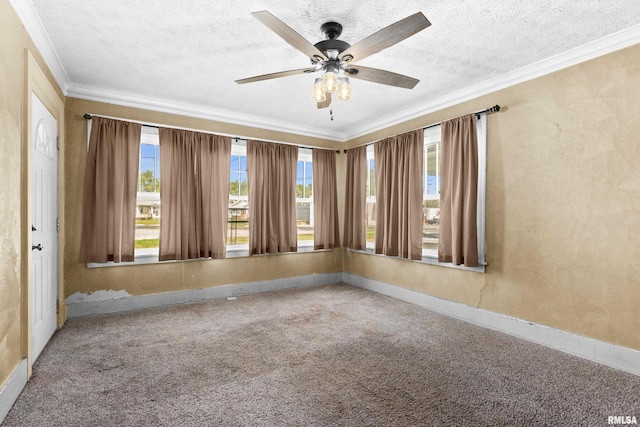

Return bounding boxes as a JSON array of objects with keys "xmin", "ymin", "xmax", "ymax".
[{"xmin": 235, "ymin": 11, "xmax": 431, "ymax": 109}]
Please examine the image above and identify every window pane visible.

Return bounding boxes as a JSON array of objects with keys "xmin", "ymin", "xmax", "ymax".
[
  {"xmin": 366, "ymin": 201, "xmax": 376, "ymax": 245},
  {"xmin": 296, "ymin": 158, "xmax": 313, "ymax": 243},
  {"xmin": 367, "ymin": 159, "xmax": 376, "ymax": 197},
  {"xmin": 305, "ymin": 162, "xmax": 313, "ymax": 198},
  {"xmin": 239, "ymin": 171, "xmax": 248, "ymax": 196},
  {"xmin": 229, "ymin": 155, "xmax": 248, "ymax": 197},
  {"xmin": 228, "ymin": 150, "xmax": 249, "ymax": 246},
  {"xmin": 296, "ymin": 201, "xmax": 313, "ymax": 241},
  {"xmin": 229, "ymin": 171, "xmax": 239, "ymax": 196},
  {"xmin": 227, "ymin": 199, "xmax": 249, "ymax": 245},
  {"xmin": 425, "ymin": 143, "xmax": 438, "ymax": 196},
  {"xmin": 136, "ymin": 142, "xmax": 160, "ymax": 250},
  {"xmin": 423, "ymin": 140, "xmax": 440, "ymax": 253},
  {"xmin": 366, "ymin": 149, "xmax": 376, "ymax": 246},
  {"xmin": 423, "ymin": 199, "xmax": 440, "ymax": 251},
  {"xmin": 296, "ymin": 160, "xmax": 312, "ymax": 199}
]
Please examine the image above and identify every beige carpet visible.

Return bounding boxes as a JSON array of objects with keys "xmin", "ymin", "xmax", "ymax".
[{"xmin": 3, "ymin": 283, "xmax": 639, "ymax": 426}]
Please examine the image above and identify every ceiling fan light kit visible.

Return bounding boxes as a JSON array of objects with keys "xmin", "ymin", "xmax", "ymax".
[
  {"xmin": 236, "ymin": 10, "xmax": 431, "ymax": 110},
  {"xmin": 337, "ymin": 77, "xmax": 351, "ymax": 101},
  {"xmin": 312, "ymin": 78, "xmax": 326, "ymax": 102}
]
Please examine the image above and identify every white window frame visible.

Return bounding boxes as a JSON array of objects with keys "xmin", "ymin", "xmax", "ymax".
[
  {"xmin": 296, "ymin": 148, "xmax": 314, "ymax": 250},
  {"xmin": 422, "ymin": 125, "xmax": 441, "ymax": 259},
  {"xmin": 226, "ymin": 140, "xmax": 249, "ymax": 255},
  {"xmin": 365, "ymin": 144, "xmax": 376, "ymax": 250},
  {"xmin": 134, "ymin": 126, "xmax": 161, "ymax": 258}
]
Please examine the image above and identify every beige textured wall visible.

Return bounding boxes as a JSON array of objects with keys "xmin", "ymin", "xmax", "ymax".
[
  {"xmin": 0, "ymin": 0, "xmax": 62, "ymax": 386},
  {"xmin": 64, "ymin": 98, "xmax": 343, "ymax": 298},
  {"xmin": 344, "ymin": 44, "xmax": 640, "ymax": 351}
]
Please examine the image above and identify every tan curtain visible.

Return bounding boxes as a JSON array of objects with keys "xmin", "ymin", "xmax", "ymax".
[
  {"xmin": 79, "ymin": 117, "xmax": 141, "ymax": 263},
  {"xmin": 312, "ymin": 149, "xmax": 340, "ymax": 249},
  {"xmin": 438, "ymin": 114, "xmax": 479, "ymax": 266},
  {"xmin": 158, "ymin": 128, "xmax": 231, "ymax": 261},
  {"xmin": 374, "ymin": 130, "xmax": 423, "ymax": 260},
  {"xmin": 247, "ymin": 140, "xmax": 298, "ymax": 255},
  {"xmin": 343, "ymin": 145, "xmax": 366, "ymax": 250}
]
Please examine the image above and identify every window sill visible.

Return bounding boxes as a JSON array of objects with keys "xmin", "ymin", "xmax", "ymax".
[
  {"xmin": 87, "ymin": 241, "xmax": 317, "ymax": 268},
  {"xmin": 357, "ymin": 246, "xmax": 486, "ymax": 273}
]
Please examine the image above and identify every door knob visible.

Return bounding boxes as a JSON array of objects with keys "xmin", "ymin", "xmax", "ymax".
[{"xmin": 32, "ymin": 244, "xmax": 43, "ymax": 251}]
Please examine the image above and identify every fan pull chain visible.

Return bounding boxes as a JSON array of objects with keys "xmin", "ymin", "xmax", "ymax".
[{"xmin": 330, "ymin": 109, "xmax": 334, "ymax": 121}]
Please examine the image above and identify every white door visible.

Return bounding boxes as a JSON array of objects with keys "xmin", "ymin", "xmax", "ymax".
[{"xmin": 31, "ymin": 92, "xmax": 58, "ymax": 362}]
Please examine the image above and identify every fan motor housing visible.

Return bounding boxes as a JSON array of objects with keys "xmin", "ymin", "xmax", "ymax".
[
  {"xmin": 314, "ymin": 21, "xmax": 351, "ymax": 58},
  {"xmin": 314, "ymin": 39, "xmax": 351, "ymax": 56}
]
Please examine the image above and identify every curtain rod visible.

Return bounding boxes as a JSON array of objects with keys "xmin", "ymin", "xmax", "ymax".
[
  {"xmin": 423, "ymin": 104, "xmax": 501, "ymax": 130},
  {"xmin": 343, "ymin": 104, "xmax": 501, "ymax": 152},
  {"xmin": 83, "ymin": 114, "xmax": 340, "ymax": 153}
]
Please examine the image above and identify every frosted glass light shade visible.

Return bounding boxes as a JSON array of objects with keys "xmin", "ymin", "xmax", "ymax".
[
  {"xmin": 311, "ymin": 78, "xmax": 326, "ymax": 102},
  {"xmin": 323, "ymin": 71, "xmax": 338, "ymax": 92},
  {"xmin": 337, "ymin": 77, "xmax": 351, "ymax": 101}
]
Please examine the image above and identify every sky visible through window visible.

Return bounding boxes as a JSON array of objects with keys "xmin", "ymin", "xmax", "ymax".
[
  {"xmin": 139, "ymin": 143, "xmax": 160, "ymax": 193},
  {"xmin": 296, "ymin": 160, "xmax": 312, "ymax": 199},
  {"xmin": 229, "ymin": 155, "xmax": 248, "ymax": 197}
]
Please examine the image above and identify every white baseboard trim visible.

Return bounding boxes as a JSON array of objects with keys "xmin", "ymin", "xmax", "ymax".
[
  {"xmin": 343, "ymin": 273, "xmax": 640, "ymax": 377},
  {"xmin": 0, "ymin": 359, "xmax": 28, "ymax": 424},
  {"xmin": 66, "ymin": 272, "xmax": 343, "ymax": 318}
]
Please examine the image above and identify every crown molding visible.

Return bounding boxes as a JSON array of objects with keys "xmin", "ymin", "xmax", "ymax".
[
  {"xmin": 12, "ymin": 0, "xmax": 640, "ymax": 143},
  {"xmin": 67, "ymin": 85, "xmax": 346, "ymax": 142},
  {"xmin": 344, "ymin": 23, "xmax": 640, "ymax": 141},
  {"xmin": 8, "ymin": 0, "xmax": 71, "ymax": 93}
]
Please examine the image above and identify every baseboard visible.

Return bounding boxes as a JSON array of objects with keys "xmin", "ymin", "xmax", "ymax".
[
  {"xmin": 66, "ymin": 272, "xmax": 343, "ymax": 318},
  {"xmin": 343, "ymin": 273, "xmax": 640, "ymax": 377},
  {"xmin": 0, "ymin": 359, "xmax": 28, "ymax": 424}
]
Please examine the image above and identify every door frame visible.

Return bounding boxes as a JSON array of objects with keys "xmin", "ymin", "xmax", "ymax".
[{"xmin": 22, "ymin": 50, "xmax": 65, "ymax": 376}]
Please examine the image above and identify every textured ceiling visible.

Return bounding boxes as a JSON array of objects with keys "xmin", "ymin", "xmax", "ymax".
[{"xmin": 30, "ymin": 0, "xmax": 640, "ymax": 140}]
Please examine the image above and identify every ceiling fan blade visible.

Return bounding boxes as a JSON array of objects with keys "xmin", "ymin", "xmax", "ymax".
[
  {"xmin": 339, "ymin": 12, "xmax": 431, "ymax": 63},
  {"xmin": 345, "ymin": 65, "xmax": 419, "ymax": 89},
  {"xmin": 252, "ymin": 11, "xmax": 328, "ymax": 61},
  {"xmin": 235, "ymin": 67, "xmax": 316, "ymax": 84},
  {"xmin": 317, "ymin": 92, "xmax": 331, "ymax": 109}
]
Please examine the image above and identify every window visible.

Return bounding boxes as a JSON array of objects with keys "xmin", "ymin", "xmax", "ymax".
[
  {"xmin": 421, "ymin": 115, "xmax": 487, "ymax": 267},
  {"xmin": 366, "ymin": 145, "xmax": 376, "ymax": 247},
  {"xmin": 88, "ymin": 124, "xmax": 324, "ymax": 266},
  {"xmin": 135, "ymin": 126, "xmax": 161, "ymax": 253},
  {"xmin": 296, "ymin": 148, "xmax": 314, "ymax": 245},
  {"xmin": 422, "ymin": 126, "xmax": 441, "ymax": 256},
  {"xmin": 357, "ymin": 116, "xmax": 487, "ymax": 270},
  {"xmin": 228, "ymin": 140, "xmax": 248, "ymax": 248},
  {"xmin": 132, "ymin": 137, "xmax": 319, "ymax": 256},
  {"xmin": 226, "ymin": 141, "xmax": 314, "ymax": 252}
]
